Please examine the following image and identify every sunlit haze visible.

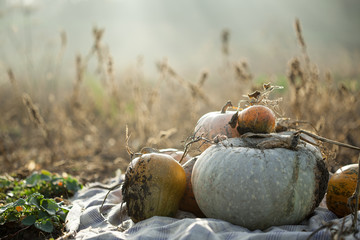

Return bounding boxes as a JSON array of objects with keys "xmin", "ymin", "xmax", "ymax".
[{"xmin": 1, "ymin": 0, "xmax": 359, "ymax": 82}]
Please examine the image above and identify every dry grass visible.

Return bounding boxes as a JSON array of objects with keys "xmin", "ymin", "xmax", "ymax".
[{"xmin": 0, "ymin": 21, "xmax": 359, "ymax": 183}]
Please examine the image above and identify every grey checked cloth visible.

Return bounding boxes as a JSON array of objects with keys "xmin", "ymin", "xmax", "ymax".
[{"xmin": 65, "ymin": 176, "xmax": 360, "ymax": 240}]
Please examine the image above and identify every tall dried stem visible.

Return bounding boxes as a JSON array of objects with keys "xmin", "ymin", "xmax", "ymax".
[
  {"xmin": 295, "ymin": 18, "xmax": 310, "ymax": 71},
  {"xmin": 71, "ymin": 55, "xmax": 84, "ymax": 107},
  {"xmin": 7, "ymin": 68, "xmax": 19, "ymax": 94},
  {"xmin": 22, "ymin": 93, "xmax": 57, "ymax": 161}
]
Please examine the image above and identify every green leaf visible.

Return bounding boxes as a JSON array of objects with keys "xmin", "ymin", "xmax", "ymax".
[
  {"xmin": 25, "ymin": 173, "xmax": 41, "ymax": 186},
  {"xmin": 22, "ymin": 215, "xmax": 36, "ymax": 226},
  {"xmin": 14, "ymin": 198, "xmax": 26, "ymax": 206},
  {"xmin": 0, "ymin": 198, "xmax": 25, "ymax": 214},
  {"xmin": 57, "ymin": 209, "xmax": 68, "ymax": 222},
  {"xmin": 28, "ymin": 193, "xmax": 42, "ymax": 209},
  {"xmin": 50, "ymin": 215, "xmax": 61, "ymax": 225},
  {"xmin": 0, "ymin": 204, "xmax": 10, "ymax": 214},
  {"xmin": 25, "ymin": 172, "xmax": 51, "ymax": 187},
  {"xmin": 34, "ymin": 220, "xmax": 54, "ymax": 233},
  {"xmin": 41, "ymin": 199, "xmax": 59, "ymax": 215},
  {"xmin": 38, "ymin": 210, "xmax": 51, "ymax": 219},
  {"xmin": 64, "ymin": 177, "xmax": 83, "ymax": 192}
]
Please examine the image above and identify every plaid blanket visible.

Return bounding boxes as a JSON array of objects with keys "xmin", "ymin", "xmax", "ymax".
[{"xmin": 64, "ymin": 176, "xmax": 359, "ymax": 240}]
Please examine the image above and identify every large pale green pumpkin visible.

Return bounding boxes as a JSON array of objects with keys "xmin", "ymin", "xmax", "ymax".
[{"xmin": 191, "ymin": 134, "xmax": 328, "ymax": 230}]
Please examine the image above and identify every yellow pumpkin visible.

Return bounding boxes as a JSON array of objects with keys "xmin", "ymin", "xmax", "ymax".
[
  {"xmin": 326, "ymin": 164, "xmax": 359, "ymax": 217},
  {"xmin": 122, "ymin": 153, "xmax": 186, "ymax": 223}
]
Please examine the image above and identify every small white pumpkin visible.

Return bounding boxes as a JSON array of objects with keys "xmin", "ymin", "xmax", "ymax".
[{"xmin": 191, "ymin": 134, "xmax": 328, "ymax": 230}]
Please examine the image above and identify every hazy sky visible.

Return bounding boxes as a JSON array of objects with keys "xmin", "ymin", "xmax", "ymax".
[{"xmin": 1, "ymin": 0, "xmax": 359, "ymax": 81}]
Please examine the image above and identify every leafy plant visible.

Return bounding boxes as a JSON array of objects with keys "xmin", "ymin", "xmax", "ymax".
[
  {"xmin": 0, "ymin": 193, "xmax": 70, "ymax": 233},
  {"xmin": 0, "ymin": 170, "xmax": 82, "ymax": 238},
  {"xmin": 0, "ymin": 170, "xmax": 83, "ymax": 204}
]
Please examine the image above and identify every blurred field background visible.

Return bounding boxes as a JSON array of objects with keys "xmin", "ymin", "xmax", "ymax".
[{"xmin": 0, "ymin": 0, "xmax": 360, "ymax": 183}]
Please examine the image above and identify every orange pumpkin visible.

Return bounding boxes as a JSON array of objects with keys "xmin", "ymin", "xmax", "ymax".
[
  {"xmin": 194, "ymin": 101, "xmax": 240, "ymax": 151},
  {"xmin": 122, "ymin": 153, "xmax": 186, "ymax": 223},
  {"xmin": 326, "ymin": 164, "xmax": 359, "ymax": 217},
  {"xmin": 237, "ymin": 105, "xmax": 276, "ymax": 134},
  {"xmin": 179, "ymin": 157, "xmax": 206, "ymax": 217}
]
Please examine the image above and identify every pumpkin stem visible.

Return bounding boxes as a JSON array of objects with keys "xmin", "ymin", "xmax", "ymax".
[
  {"xmin": 221, "ymin": 100, "xmax": 233, "ymax": 113},
  {"xmin": 275, "ymin": 118, "xmax": 319, "ymax": 134},
  {"xmin": 125, "ymin": 125, "xmax": 135, "ymax": 159},
  {"xmin": 298, "ymin": 130, "xmax": 360, "ymax": 151},
  {"xmin": 228, "ymin": 112, "xmax": 239, "ymax": 129}
]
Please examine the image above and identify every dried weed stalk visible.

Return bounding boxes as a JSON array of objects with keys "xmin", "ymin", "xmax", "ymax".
[
  {"xmin": 238, "ymin": 83, "xmax": 284, "ymax": 116},
  {"xmin": 84, "ymin": 27, "xmax": 105, "ymax": 67},
  {"xmin": 0, "ymin": 134, "xmax": 12, "ymax": 167},
  {"xmin": 118, "ymin": 58, "xmax": 161, "ymax": 145},
  {"xmin": 287, "ymin": 57, "xmax": 304, "ymax": 118},
  {"xmin": 178, "ymin": 131, "xmax": 210, "ymax": 165},
  {"xmin": 107, "ymin": 55, "xmax": 119, "ymax": 100},
  {"xmin": 146, "ymin": 128, "xmax": 177, "ymax": 146},
  {"xmin": 71, "ymin": 54, "xmax": 84, "ymax": 107},
  {"xmin": 22, "ymin": 93, "xmax": 57, "ymax": 161},
  {"xmin": 54, "ymin": 30, "xmax": 67, "ymax": 89},
  {"xmin": 156, "ymin": 60, "xmax": 213, "ymax": 125},
  {"xmin": 125, "ymin": 125, "xmax": 134, "ymax": 159},
  {"xmin": 56, "ymin": 30, "xmax": 67, "ymax": 67},
  {"xmin": 288, "ymin": 19, "xmax": 320, "ymax": 120},
  {"xmin": 298, "ymin": 130, "xmax": 360, "ymax": 151},
  {"xmin": 286, "ymin": 59, "xmax": 357, "ymax": 164},
  {"xmin": 221, "ymin": 29, "xmax": 230, "ymax": 56},
  {"xmin": 93, "ymin": 27, "xmax": 105, "ymax": 68},
  {"xmin": 287, "ymin": 19, "xmax": 360, "ymax": 169},
  {"xmin": 7, "ymin": 68, "xmax": 19, "ymax": 93},
  {"xmin": 22, "ymin": 93, "xmax": 48, "ymax": 139},
  {"xmin": 130, "ymin": 82, "xmax": 152, "ymax": 143},
  {"xmin": 157, "ymin": 60, "xmax": 211, "ymax": 105},
  {"xmin": 234, "ymin": 60, "xmax": 253, "ymax": 83},
  {"xmin": 295, "ymin": 18, "xmax": 310, "ymax": 69}
]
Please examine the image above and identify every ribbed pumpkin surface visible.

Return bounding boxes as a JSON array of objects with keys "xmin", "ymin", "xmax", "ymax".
[{"xmin": 192, "ymin": 135, "xmax": 328, "ymax": 230}]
